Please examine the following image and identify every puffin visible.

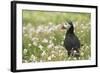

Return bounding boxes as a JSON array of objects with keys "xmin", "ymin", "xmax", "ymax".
[{"xmin": 62, "ymin": 21, "xmax": 80, "ymax": 59}]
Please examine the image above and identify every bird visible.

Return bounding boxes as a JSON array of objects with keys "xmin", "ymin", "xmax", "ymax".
[{"xmin": 62, "ymin": 21, "xmax": 80, "ymax": 59}]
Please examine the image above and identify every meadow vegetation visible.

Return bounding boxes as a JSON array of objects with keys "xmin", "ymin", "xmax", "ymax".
[{"xmin": 22, "ymin": 10, "xmax": 91, "ymax": 63}]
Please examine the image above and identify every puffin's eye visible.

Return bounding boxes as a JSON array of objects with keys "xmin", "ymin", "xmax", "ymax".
[
  {"xmin": 67, "ymin": 23, "xmax": 71, "ymax": 29},
  {"xmin": 62, "ymin": 22, "xmax": 71, "ymax": 29},
  {"xmin": 64, "ymin": 23, "xmax": 71, "ymax": 29},
  {"xmin": 63, "ymin": 23, "xmax": 67, "ymax": 28}
]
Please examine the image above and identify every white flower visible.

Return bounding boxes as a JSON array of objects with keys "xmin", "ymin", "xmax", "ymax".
[
  {"xmin": 40, "ymin": 60, "xmax": 43, "ymax": 62},
  {"xmin": 32, "ymin": 37, "xmax": 39, "ymax": 41},
  {"xmin": 36, "ymin": 25, "xmax": 43, "ymax": 34},
  {"xmin": 73, "ymin": 57, "xmax": 77, "ymax": 60},
  {"xmin": 73, "ymin": 50, "xmax": 77, "ymax": 53},
  {"xmin": 54, "ymin": 46, "xmax": 59, "ymax": 49},
  {"xmin": 80, "ymin": 52, "xmax": 84, "ymax": 56},
  {"xmin": 51, "ymin": 54, "xmax": 55, "ymax": 58},
  {"xmin": 58, "ymin": 50, "xmax": 62, "ymax": 53},
  {"xmin": 41, "ymin": 51, "xmax": 46, "ymax": 56},
  {"xmin": 23, "ymin": 26, "xmax": 26, "ymax": 33},
  {"xmin": 63, "ymin": 35, "xmax": 65, "ymax": 39},
  {"xmin": 60, "ymin": 53, "xmax": 64, "ymax": 56},
  {"xmin": 23, "ymin": 49, "xmax": 27, "ymax": 54},
  {"xmin": 49, "ymin": 40, "xmax": 52, "ymax": 44},
  {"xmin": 81, "ymin": 24, "xmax": 84, "ymax": 26},
  {"xmin": 48, "ymin": 56, "xmax": 51, "ymax": 60},
  {"xmin": 48, "ymin": 27, "xmax": 54, "ymax": 32},
  {"xmin": 68, "ymin": 57, "xmax": 71, "ymax": 60},
  {"xmin": 39, "ymin": 45, "xmax": 43, "ymax": 50},
  {"xmin": 86, "ymin": 46, "xmax": 89, "ymax": 49},
  {"xmin": 28, "ymin": 43, "xmax": 32, "ymax": 47},
  {"xmin": 42, "ymin": 39, "xmax": 48, "ymax": 43},
  {"xmin": 32, "ymin": 42, "xmax": 37, "ymax": 46},
  {"xmin": 23, "ymin": 26, "xmax": 26, "ymax": 30},
  {"xmin": 51, "ymin": 51, "xmax": 55, "ymax": 54},
  {"xmin": 61, "ymin": 41, "xmax": 63, "ymax": 45},
  {"xmin": 24, "ymin": 60, "xmax": 28, "ymax": 63},
  {"xmin": 30, "ymin": 54, "xmax": 36, "ymax": 62},
  {"xmin": 48, "ymin": 22, "xmax": 53, "ymax": 25},
  {"xmin": 81, "ymin": 30, "xmax": 83, "ymax": 33},
  {"xmin": 47, "ymin": 43, "xmax": 54, "ymax": 48},
  {"xmin": 50, "ymin": 36, "xmax": 55, "ymax": 40},
  {"xmin": 29, "ymin": 28, "xmax": 34, "ymax": 33}
]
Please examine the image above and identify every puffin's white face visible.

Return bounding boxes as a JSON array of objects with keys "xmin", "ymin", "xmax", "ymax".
[{"xmin": 62, "ymin": 22, "xmax": 71, "ymax": 30}]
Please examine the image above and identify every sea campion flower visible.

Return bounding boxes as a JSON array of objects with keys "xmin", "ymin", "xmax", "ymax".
[
  {"xmin": 54, "ymin": 46, "xmax": 59, "ymax": 49},
  {"xmin": 60, "ymin": 52, "xmax": 64, "ymax": 56},
  {"xmin": 49, "ymin": 40, "xmax": 52, "ymax": 44},
  {"xmin": 50, "ymin": 36, "xmax": 55, "ymax": 40},
  {"xmin": 47, "ymin": 43, "xmax": 54, "ymax": 48},
  {"xmin": 23, "ymin": 26, "xmax": 26, "ymax": 31},
  {"xmin": 36, "ymin": 25, "xmax": 44, "ymax": 34},
  {"xmin": 39, "ymin": 45, "xmax": 43, "ymax": 51},
  {"xmin": 23, "ymin": 48, "xmax": 27, "ymax": 54},
  {"xmin": 23, "ymin": 26, "xmax": 26, "ymax": 33},
  {"xmin": 30, "ymin": 54, "xmax": 36, "ymax": 62},
  {"xmin": 81, "ymin": 30, "xmax": 83, "ymax": 33},
  {"xmin": 41, "ymin": 51, "xmax": 46, "ymax": 56},
  {"xmin": 32, "ymin": 37, "xmax": 39, "ymax": 42},
  {"xmin": 58, "ymin": 50, "xmax": 62, "ymax": 53},
  {"xmin": 48, "ymin": 56, "xmax": 52, "ymax": 60},
  {"xmin": 51, "ymin": 50, "xmax": 55, "ymax": 54},
  {"xmin": 51, "ymin": 54, "xmax": 55, "ymax": 58},
  {"xmin": 42, "ymin": 39, "xmax": 48, "ymax": 43},
  {"xmin": 48, "ymin": 22, "xmax": 53, "ymax": 25},
  {"xmin": 80, "ymin": 52, "xmax": 84, "ymax": 56},
  {"xmin": 28, "ymin": 43, "xmax": 32, "ymax": 47},
  {"xmin": 24, "ymin": 60, "xmax": 28, "ymax": 63},
  {"xmin": 61, "ymin": 41, "xmax": 63, "ymax": 45},
  {"xmin": 32, "ymin": 42, "xmax": 38, "ymax": 46}
]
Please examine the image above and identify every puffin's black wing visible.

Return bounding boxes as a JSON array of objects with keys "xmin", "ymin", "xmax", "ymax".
[{"xmin": 64, "ymin": 33, "xmax": 80, "ymax": 51}]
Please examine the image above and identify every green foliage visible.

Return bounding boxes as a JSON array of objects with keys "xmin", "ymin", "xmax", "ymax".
[{"xmin": 22, "ymin": 10, "xmax": 91, "ymax": 63}]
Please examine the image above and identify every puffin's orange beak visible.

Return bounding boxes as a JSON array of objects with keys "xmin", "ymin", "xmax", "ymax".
[{"xmin": 61, "ymin": 25, "xmax": 66, "ymax": 29}]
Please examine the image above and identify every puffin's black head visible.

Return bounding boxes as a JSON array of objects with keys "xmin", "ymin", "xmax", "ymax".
[{"xmin": 62, "ymin": 21, "xmax": 74, "ymax": 33}]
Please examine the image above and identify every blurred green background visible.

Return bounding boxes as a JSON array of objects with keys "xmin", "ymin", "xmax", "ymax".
[{"xmin": 22, "ymin": 10, "xmax": 91, "ymax": 63}]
